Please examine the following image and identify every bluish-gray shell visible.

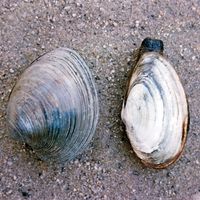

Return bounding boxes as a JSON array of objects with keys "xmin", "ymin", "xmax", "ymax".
[{"xmin": 7, "ymin": 48, "xmax": 99, "ymax": 164}]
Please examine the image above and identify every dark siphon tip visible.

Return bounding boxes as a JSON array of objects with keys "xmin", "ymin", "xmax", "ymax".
[{"xmin": 140, "ymin": 37, "xmax": 164, "ymax": 54}]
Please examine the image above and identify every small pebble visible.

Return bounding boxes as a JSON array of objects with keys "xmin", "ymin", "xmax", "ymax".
[
  {"xmin": 9, "ymin": 68, "xmax": 14, "ymax": 73},
  {"xmin": 74, "ymin": 159, "xmax": 79, "ymax": 165},
  {"xmin": 135, "ymin": 20, "xmax": 140, "ymax": 28},
  {"xmin": 6, "ymin": 189, "xmax": 13, "ymax": 195},
  {"xmin": 110, "ymin": 69, "xmax": 115, "ymax": 74},
  {"xmin": 113, "ymin": 22, "xmax": 118, "ymax": 27},
  {"xmin": 7, "ymin": 161, "xmax": 13, "ymax": 166},
  {"xmin": 13, "ymin": 175, "xmax": 17, "ymax": 181},
  {"xmin": 120, "ymin": 68, "xmax": 125, "ymax": 72},
  {"xmin": 64, "ymin": 6, "xmax": 71, "ymax": 11}
]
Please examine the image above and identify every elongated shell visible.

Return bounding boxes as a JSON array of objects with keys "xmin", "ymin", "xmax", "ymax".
[
  {"xmin": 121, "ymin": 38, "xmax": 188, "ymax": 168},
  {"xmin": 7, "ymin": 48, "xmax": 99, "ymax": 164}
]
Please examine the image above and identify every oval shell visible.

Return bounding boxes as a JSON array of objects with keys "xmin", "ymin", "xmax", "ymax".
[
  {"xmin": 121, "ymin": 38, "xmax": 188, "ymax": 168},
  {"xmin": 7, "ymin": 48, "xmax": 99, "ymax": 164}
]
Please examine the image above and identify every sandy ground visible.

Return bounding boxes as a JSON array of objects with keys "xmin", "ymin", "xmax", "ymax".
[{"xmin": 0, "ymin": 0, "xmax": 200, "ymax": 199}]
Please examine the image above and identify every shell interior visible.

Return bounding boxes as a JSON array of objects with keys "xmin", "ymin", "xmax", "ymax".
[{"xmin": 121, "ymin": 52, "xmax": 188, "ymax": 167}]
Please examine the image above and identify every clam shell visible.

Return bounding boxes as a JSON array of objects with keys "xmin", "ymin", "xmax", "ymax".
[
  {"xmin": 7, "ymin": 48, "xmax": 99, "ymax": 164},
  {"xmin": 121, "ymin": 38, "xmax": 188, "ymax": 168}
]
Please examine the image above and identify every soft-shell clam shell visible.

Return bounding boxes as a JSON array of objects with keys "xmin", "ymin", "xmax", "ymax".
[
  {"xmin": 121, "ymin": 38, "xmax": 188, "ymax": 168},
  {"xmin": 7, "ymin": 48, "xmax": 99, "ymax": 164}
]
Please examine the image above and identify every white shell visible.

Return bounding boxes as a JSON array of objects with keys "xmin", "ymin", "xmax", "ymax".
[{"xmin": 121, "ymin": 52, "xmax": 188, "ymax": 168}]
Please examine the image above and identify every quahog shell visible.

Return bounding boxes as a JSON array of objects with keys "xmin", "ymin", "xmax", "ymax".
[
  {"xmin": 121, "ymin": 38, "xmax": 188, "ymax": 169},
  {"xmin": 7, "ymin": 48, "xmax": 99, "ymax": 164}
]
